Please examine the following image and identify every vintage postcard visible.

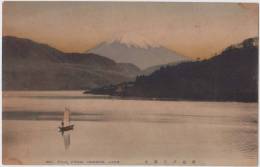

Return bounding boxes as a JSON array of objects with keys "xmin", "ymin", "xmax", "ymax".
[{"xmin": 2, "ymin": 1, "xmax": 258, "ymax": 166}]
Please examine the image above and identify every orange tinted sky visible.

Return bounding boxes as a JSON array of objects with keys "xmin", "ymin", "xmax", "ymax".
[{"xmin": 3, "ymin": 2, "xmax": 258, "ymax": 59}]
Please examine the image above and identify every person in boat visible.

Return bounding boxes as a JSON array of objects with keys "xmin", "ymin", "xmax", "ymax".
[{"xmin": 61, "ymin": 121, "xmax": 64, "ymax": 128}]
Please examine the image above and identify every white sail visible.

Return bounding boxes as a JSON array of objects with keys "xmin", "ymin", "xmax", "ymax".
[{"xmin": 63, "ymin": 107, "xmax": 70, "ymax": 126}]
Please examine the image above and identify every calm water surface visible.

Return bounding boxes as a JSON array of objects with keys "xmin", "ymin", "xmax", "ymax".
[{"xmin": 2, "ymin": 91, "xmax": 258, "ymax": 165}]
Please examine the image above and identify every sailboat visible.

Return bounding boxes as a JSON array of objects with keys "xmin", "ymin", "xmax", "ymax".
[{"xmin": 59, "ymin": 107, "xmax": 74, "ymax": 133}]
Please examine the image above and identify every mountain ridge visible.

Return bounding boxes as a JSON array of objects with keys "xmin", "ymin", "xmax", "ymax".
[{"xmin": 3, "ymin": 36, "xmax": 141, "ymax": 90}]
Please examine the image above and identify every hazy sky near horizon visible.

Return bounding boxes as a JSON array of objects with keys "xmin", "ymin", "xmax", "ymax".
[{"xmin": 3, "ymin": 2, "xmax": 258, "ymax": 59}]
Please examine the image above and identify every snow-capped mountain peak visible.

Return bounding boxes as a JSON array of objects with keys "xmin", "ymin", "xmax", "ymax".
[
  {"xmin": 107, "ymin": 34, "xmax": 161, "ymax": 49},
  {"xmin": 87, "ymin": 38, "xmax": 190, "ymax": 69}
]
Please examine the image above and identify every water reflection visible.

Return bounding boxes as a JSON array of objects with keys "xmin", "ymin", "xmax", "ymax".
[{"xmin": 63, "ymin": 132, "xmax": 71, "ymax": 150}]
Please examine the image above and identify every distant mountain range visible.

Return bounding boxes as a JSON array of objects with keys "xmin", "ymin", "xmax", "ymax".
[
  {"xmin": 89, "ymin": 37, "xmax": 258, "ymax": 102},
  {"xmin": 87, "ymin": 39, "xmax": 190, "ymax": 69},
  {"xmin": 3, "ymin": 36, "xmax": 141, "ymax": 90}
]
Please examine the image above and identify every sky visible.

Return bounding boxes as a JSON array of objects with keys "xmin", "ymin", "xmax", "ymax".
[{"xmin": 3, "ymin": 2, "xmax": 258, "ymax": 59}]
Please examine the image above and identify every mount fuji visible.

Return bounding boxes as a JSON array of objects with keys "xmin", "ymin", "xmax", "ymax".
[{"xmin": 86, "ymin": 38, "xmax": 190, "ymax": 69}]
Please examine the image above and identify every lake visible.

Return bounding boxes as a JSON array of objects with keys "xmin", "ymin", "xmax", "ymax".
[{"xmin": 2, "ymin": 91, "xmax": 258, "ymax": 165}]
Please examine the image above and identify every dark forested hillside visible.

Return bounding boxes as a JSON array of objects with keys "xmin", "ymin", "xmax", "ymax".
[
  {"xmin": 3, "ymin": 36, "xmax": 141, "ymax": 90},
  {"xmin": 90, "ymin": 37, "xmax": 258, "ymax": 102}
]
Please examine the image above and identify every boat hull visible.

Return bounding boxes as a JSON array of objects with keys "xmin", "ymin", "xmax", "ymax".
[{"xmin": 59, "ymin": 125, "xmax": 74, "ymax": 132}]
